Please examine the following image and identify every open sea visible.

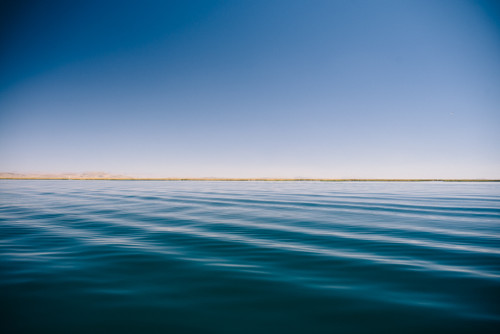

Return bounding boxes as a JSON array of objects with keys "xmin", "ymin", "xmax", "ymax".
[{"xmin": 0, "ymin": 180, "xmax": 499, "ymax": 333}]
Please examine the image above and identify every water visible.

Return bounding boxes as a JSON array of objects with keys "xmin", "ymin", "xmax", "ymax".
[{"xmin": 1, "ymin": 180, "xmax": 499, "ymax": 333}]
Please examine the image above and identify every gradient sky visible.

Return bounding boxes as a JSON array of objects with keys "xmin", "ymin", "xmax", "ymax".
[{"xmin": 1, "ymin": 0, "xmax": 499, "ymax": 178}]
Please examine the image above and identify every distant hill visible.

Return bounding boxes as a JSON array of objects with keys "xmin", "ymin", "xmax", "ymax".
[
  {"xmin": 0, "ymin": 173, "xmax": 498, "ymax": 181},
  {"xmin": 0, "ymin": 172, "xmax": 132, "ymax": 179}
]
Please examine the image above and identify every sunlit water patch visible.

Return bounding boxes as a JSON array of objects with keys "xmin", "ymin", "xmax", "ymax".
[{"xmin": 1, "ymin": 181, "xmax": 499, "ymax": 333}]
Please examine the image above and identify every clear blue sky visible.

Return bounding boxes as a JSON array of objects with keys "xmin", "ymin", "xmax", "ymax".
[{"xmin": 1, "ymin": 0, "xmax": 499, "ymax": 178}]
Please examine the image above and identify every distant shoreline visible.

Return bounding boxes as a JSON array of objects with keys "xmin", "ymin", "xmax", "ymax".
[{"xmin": 1, "ymin": 177, "xmax": 499, "ymax": 182}]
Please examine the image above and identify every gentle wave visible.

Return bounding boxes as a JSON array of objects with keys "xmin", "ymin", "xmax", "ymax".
[{"xmin": 1, "ymin": 181, "xmax": 499, "ymax": 333}]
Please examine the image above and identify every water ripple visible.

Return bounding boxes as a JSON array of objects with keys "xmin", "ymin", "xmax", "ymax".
[{"xmin": 1, "ymin": 180, "xmax": 499, "ymax": 333}]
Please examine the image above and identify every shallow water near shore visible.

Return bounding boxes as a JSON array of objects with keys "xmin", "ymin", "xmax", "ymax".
[{"xmin": 1, "ymin": 180, "xmax": 499, "ymax": 333}]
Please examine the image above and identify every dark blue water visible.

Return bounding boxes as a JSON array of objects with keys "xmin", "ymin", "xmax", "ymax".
[{"xmin": 1, "ymin": 181, "xmax": 499, "ymax": 333}]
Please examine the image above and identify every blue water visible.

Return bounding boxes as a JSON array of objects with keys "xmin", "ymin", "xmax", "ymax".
[{"xmin": 1, "ymin": 181, "xmax": 499, "ymax": 333}]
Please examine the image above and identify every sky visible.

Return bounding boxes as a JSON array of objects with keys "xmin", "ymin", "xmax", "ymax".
[{"xmin": 0, "ymin": 0, "xmax": 499, "ymax": 178}]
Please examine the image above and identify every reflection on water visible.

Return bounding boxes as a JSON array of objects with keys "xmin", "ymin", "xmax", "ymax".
[{"xmin": 1, "ymin": 181, "xmax": 499, "ymax": 333}]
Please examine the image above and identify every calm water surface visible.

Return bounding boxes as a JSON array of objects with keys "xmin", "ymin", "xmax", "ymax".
[{"xmin": 1, "ymin": 181, "xmax": 499, "ymax": 333}]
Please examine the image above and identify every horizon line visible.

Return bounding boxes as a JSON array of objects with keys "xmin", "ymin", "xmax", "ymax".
[{"xmin": 1, "ymin": 177, "xmax": 499, "ymax": 182}]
